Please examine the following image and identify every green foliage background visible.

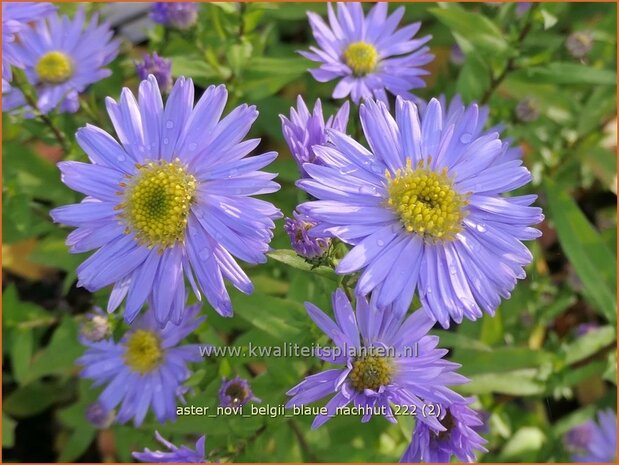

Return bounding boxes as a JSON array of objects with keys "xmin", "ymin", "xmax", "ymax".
[{"xmin": 2, "ymin": 1, "xmax": 617, "ymax": 462}]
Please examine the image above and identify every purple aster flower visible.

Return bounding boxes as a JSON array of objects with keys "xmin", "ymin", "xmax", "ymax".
[
  {"xmin": 400, "ymin": 398, "xmax": 488, "ymax": 463},
  {"xmin": 566, "ymin": 409, "xmax": 617, "ymax": 462},
  {"xmin": 136, "ymin": 53, "xmax": 173, "ymax": 94},
  {"xmin": 12, "ymin": 8, "xmax": 119, "ymax": 114},
  {"xmin": 79, "ymin": 307, "xmax": 112, "ymax": 343},
  {"xmin": 284, "ymin": 211, "xmax": 332, "ymax": 259},
  {"xmin": 133, "ymin": 431, "xmax": 207, "ymax": 463},
  {"xmin": 50, "ymin": 76, "xmax": 281, "ymax": 324},
  {"xmin": 2, "ymin": 2, "xmax": 56, "ymax": 85},
  {"xmin": 280, "ymin": 96, "xmax": 349, "ymax": 177},
  {"xmin": 77, "ymin": 304, "xmax": 203, "ymax": 426},
  {"xmin": 297, "ymin": 96, "xmax": 543, "ymax": 328},
  {"xmin": 218, "ymin": 376, "xmax": 260, "ymax": 408},
  {"xmin": 151, "ymin": 2, "xmax": 199, "ymax": 30},
  {"xmin": 85, "ymin": 401, "xmax": 115, "ymax": 429},
  {"xmin": 286, "ymin": 289, "xmax": 468, "ymax": 429},
  {"xmin": 301, "ymin": 2, "xmax": 433, "ymax": 104}
]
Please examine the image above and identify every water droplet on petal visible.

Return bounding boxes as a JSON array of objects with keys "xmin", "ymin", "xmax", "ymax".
[
  {"xmin": 459, "ymin": 133, "xmax": 472, "ymax": 144},
  {"xmin": 376, "ymin": 239, "xmax": 385, "ymax": 247},
  {"xmin": 359, "ymin": 185, "xmax": 377, "ymax": 195},
  {"xmin": 166, "ymin": 120, "xmax": 174, "ymax": 129},
  {"xmin": 449, "ymin": 265, "xmax": 458, "ymax": 276},
  {"xmin": 339, "ymin": 166, "xmax": 357, "ymax": 175},
  {"xmin": 230, "ymin": 168, "xmax": 239, "ymax": 177},
  {"xmin": 370, "ymin": 164, "xmax": 383, "ymax": 174},
  {"xmin": 163, "ymin": 138, "xmax": 169, "ymax": 145},
  {"xmin": 476, "ymin": 223, "xmax": 487, "ymax": 233},
  {"xmin": 188, "ymin": 143, "xmax": 197, "ymax": 151}
]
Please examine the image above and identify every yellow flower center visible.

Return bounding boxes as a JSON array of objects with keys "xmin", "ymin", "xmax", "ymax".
[
  {"xmin": 124, "ymin": 330, "xmax": 163, "ymax": 374},
  {"xmin": 386, "ymin": 159, "xmax": 468, "ymax": 242},
  {"xmin": 35, "ymin": 51, "xmax": 74, "ymax": 84},
  {"xmin": 344, "ymin": 41, "xmax": 378, "ymax": 76},
  {"xmin": 349, "ymin": 354, "xmax": 393, "ymax": 391},
  {"xmin": 118, "ymin": 158, "xmax": 197, "ymax": 250}
]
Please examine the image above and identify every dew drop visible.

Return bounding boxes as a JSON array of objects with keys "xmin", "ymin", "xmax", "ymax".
[
  {"xmin": 449, "ymin": 265, "xmax": 458, "ymax": 276},
  {"xmin": 370, "ymin": 164, "xmax": 383, "ymax": 174},
  {"xmin": 376, "ymin": 239, "xmax": 385, "ymax": 247},
  {"xmin": 188, "ymin": 143, "xmax": 197, "ymax": 151},
  {"xmin": 359, "ymin": 185, "xmax": 377, "ymax": 195},
  {"xmin": 163, "ymin": 137, "xmax": 169, "ymax": 145},
  {"xmin": 166, "ymin": 120, "xmax": 174, "ymax": 129},
  {"xmin": 339, "ymin": 166, "xmax": 357, "ymax": 175},
  {"xmin": 459, "ymin": 133, "xmax": 472, "ymax": 144},
  {"xmin": 230, "ymin": 168, "xmax": 239, "ymax": 177},
  {"xmin": 475, "ymin": 223, "xmax": 487, "ymax": 233}
]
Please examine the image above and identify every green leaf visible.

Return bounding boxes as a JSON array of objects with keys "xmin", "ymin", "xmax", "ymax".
[
  {"xmin": 231, "ymin": 292, "xmax": 306, "ymax": 342},
  {"xmin": 430, "ymin": 5, "xmax": 509, "ymax": 55},
  {"xmin": 540, "ymin": 9, "xmax": 558, "ymax": 30},
  {"xmin": 57, "ymin": 427, "xmax": 96, "ymax": 462},
  {"xmin": 456, "ymin": 347, "xmax": 556, "ymax": 376},
  {"xmin": 480, "ymin": 307, "xmax": 504, "ymax": 346},
  {"xmin": 170, "ymin": 54, "xmax": 220, "ymax": 81},
  {"xmin": 3, "ymin": 381, "xmax": 73, "ymax": 418},
  {"xmin": 544, "ymin": 178, "xmax": 617, "ymax": 322},
  {"xmin": 267, "ymin": 249, "xmax": 338, "ymax": 281},
  {"xmin": 2, "ymin": 413, "xmax": 17, "ymax": 448},
  {"xmin": 29, "ymin": 237, "xmax": 83, "ymax": 273},
  {"xmin": 241, "ymin": 57, "xmax": 309, "ymax": 100},
  {"xmin": 2, "ymin": 285, "xmax": 54, "ymax": 329},
  {"xmin": 561, "ymin": 326, "xmax": 616, "ymax": 365},
  {"xmin": 516, "ymin": 63, "xmax": 617, "ymax": 85},
  {"xmin": 11, "ymin": 329, "xmax": 33, "ymax": 385},
  {"xmin": 430, "ymin": 331, "xmax": 491, "ymax": 352},
  {"xmin": 460, "ymin": 371, "xmax": 545, "ymax": 395},
  {"xmin": 456, "ymin": 52, "xmax": 490, "ymax": 102},
  {"xmin": 500, "ymin": 427, "xmax": 546, "ymax": 461},
  {"xmin": 24, "ymin": 317, "xmax": 83, "ymax": 384},
  {"xmin": 603, "ymin": 352, "xmax": 617, "ymax": 384}
]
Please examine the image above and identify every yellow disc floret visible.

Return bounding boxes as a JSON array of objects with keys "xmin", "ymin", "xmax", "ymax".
[
  {"xmin": 386, "ymin": 158, "xmax": 468, "ymax": 242},
  {"xmin": 35, "ymin": 51, "xmax": 74, "ymax": 84},
  {"xmin": 344, "ymin": 41, "xmax": 378, "ymax": 76},
  {"xmin": 349, "ymin": 354, "xmax": 393, "ymax": 391},
  {"xmin": 124, "ymin": 330, "xmax": 163, "ymax": 374},
  {"xmin": 119, "ymin": 158, "xmax": 197, "ymax": 250}
]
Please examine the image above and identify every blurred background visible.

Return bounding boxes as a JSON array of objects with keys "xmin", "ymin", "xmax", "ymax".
[{"xmin": 2, "ymin": 1, "xmax": 617, "ymax": 462}]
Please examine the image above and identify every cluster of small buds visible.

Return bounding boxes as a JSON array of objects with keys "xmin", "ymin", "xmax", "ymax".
[
  {"xmin": 516, "ymin": 97, "xmax": 540, "ymax": 122},
  {"xmin": 135, "ymin": 53, "xmax": 173, "ymax": 93},
  {"xmin": 284, "ymin": 212, "xmax": 332, "ymax": 260},
  {"xmin": 566, "ymin": 31, "xmax": 594, "ymax": 59}
]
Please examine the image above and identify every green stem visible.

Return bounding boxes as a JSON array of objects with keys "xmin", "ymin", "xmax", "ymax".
[
  {"xmin": 480, "ymin": 4, "xmax": 537, "ymax": 105},
  {"xmin": 12, "ymin": 74, "xmax": 70, "ymax": 153}
]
